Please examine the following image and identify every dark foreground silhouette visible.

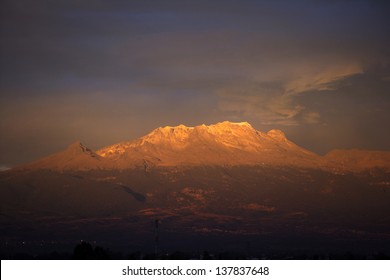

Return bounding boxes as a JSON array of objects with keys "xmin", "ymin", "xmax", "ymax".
[{"xmin": 1, "ymin": 241, "xmax": 389, "ymax": 260}]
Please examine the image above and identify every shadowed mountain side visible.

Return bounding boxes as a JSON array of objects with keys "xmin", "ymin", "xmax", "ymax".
[{"xmin": 0, "ymin": 169, "xmax": 146, "ymax": 217}]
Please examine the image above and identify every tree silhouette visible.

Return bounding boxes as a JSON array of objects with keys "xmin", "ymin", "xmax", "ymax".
[
  {"xmin": 72, "ymin": 241, "xmax": 110, "ymax": 260},
  {"xmin": 73, "ymin": 242, "xmax": 94, "ymax": 260}
]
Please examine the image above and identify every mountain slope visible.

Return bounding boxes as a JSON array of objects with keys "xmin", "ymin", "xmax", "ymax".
[{"xmin": 16, "ymin": 141, "xmax": 114, "ymax": 171}]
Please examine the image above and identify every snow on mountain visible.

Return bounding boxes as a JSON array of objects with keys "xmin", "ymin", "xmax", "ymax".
[{"xmin": 96, "ymin": 121, "xmax": 322, "ymax": 168}]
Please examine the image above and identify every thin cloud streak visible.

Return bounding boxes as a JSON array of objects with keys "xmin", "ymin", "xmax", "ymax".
[{"xmin": 217, "ymin": 59, "xmax": 364, "ymax": 126}]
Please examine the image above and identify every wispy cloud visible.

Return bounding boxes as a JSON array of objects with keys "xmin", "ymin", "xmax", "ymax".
[
  {"xmin": 217, "ymin": 60, "xmax": 363, "ymax": 126},
  {"xmin": 284, "ymin": 62, "xmax": 363, "ymax": 95}
]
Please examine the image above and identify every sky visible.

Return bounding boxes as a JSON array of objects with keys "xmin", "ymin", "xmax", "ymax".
[{"xmin": 1, "ymin": 0, "xmax": 389, "ymax": 168}]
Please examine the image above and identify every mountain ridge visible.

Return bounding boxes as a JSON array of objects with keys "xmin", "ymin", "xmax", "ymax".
[
  {"xmin": 96, "ymin": 121, "xmax": 321, "ymax": 168},
  {"xmin": 11, "ymin": 121, "xmax": 390, "ymax": 172}
]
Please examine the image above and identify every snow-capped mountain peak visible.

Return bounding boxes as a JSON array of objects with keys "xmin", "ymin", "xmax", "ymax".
[
  {"xmin": 95, "ymin": 121, "xmax": 320, "ymax": 167},
  {"xmin": 11, "ymin": 121, "xmax": 390, "ymax": 171}
]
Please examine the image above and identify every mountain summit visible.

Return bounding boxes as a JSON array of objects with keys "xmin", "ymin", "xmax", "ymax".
[{"xmin": 96, "ymin": 121, "xmax": 321, "ymax": 168}]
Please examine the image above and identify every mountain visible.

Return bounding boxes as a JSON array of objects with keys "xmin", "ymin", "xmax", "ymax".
[
  {"xmin": 1, "ymin": 121, "xmax": 389, "ymax": 258},
  {"xmin": 13, "ymin": 121, "xmax": 389, "ymax": 172},
  {"xmin": 96, "ymin": 121, "xmax": 322, "ymax": 169}
]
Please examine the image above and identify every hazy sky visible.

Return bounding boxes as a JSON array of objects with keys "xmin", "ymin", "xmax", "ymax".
[{"xmin": 1, "ymin": 0, "xmax": 389, "ymax": 168}]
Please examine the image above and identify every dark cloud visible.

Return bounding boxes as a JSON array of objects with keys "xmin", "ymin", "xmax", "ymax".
[{"xmin": 0, "ymin": 0, "xmax": 389, "ymax": 165}]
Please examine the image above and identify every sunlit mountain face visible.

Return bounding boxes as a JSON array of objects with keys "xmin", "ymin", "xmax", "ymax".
[{"xmin": 0, "ymin": 122, "xmax": 389, "ymax": 259}]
